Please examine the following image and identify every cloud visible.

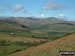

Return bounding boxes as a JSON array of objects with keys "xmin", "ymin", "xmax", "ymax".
[
  {"xmin": 28, "ymin": 14, "xmax": 32, "ymax": 17},
  {"xmin": 21, "ymin": 9, "xmax": 27, "ymax": 13},
  {"xmin": 57, "ymin": 14, "xmax": 64, "ymax": 17},
  {"xmin": 0, "ymin": 3, "xmax": 27, "ymax": 16},
  {"xmin": 13, "ymin": 4, "xmax": 24, "ymax": 11},
  {"xmin": 40, "ymin": 13, "xmax": 45, "ymax": 17},
  {"xmin": 6, "ymin": 4, "xmax": 27, "ymax": 13},
  {"xmin": 57, "ymin": 14, "xmax": 68, "ymax": 20},
  {"xmin": 12, "ymin": 4, "xmax": 27, "ymax": 13},
  {"xmin": 43, "ymin": 2, "xmax": 67, "ymax": 11}
]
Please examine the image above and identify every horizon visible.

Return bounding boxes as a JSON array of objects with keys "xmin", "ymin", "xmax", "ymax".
[
  {"xmin": 0, "ymin": 16, "xmax": 73, "ymax": 22},
  {"xmin": 0, "ymin": 0, "xmax": 75, "ymax": 21}
]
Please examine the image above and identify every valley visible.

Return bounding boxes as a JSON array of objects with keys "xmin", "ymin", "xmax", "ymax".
[{"xmin": 0, "ymin": 17, "xmax": 75, "ymax": 56}]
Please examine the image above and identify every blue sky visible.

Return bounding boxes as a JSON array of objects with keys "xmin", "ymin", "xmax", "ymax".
[{"xmin": 0, "ymin": 0, "xmax": 75, "ymax": 21}]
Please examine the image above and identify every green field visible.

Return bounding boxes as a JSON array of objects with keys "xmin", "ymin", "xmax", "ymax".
[
  {"xmin": 0, "ymin": 17, "xmax": 75, "ymax": 56},
  {"xmin": 8, "ymin": 33, "xmax": 75, "ymax": 56}
]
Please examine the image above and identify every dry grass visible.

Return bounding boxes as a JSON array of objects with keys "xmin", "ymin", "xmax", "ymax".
[
  {"xmin": 8, "ymin": 33, "xmax": 75, "ymax": 56},
  {"xmin": 0, "ymin": 32, "xmax": 46, "ymax": 43}
]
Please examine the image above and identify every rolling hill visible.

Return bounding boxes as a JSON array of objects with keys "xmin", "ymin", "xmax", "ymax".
[
  {"xmin": 1, "ymin": 17, "xmax": 75, "ymax": 32},
  {"xmin": 8, "ymin": 32, "xmax": 75, "ymax": 56},
  {"xmin": 0, "ymin": 17, "xmax": 75, "ymax": 40},
  {"xmin": 0, "ymin": 17, "xmax": 75, "ymax": 56},
  {"xmin": 0, "ymin": 17, "xmax": 75, "ymax": 32},
  {"xmin": 0, "ymin": 32, "xmax": 48, "ymax": 56}
]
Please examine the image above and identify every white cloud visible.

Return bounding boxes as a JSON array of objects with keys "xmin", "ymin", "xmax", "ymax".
[
  {"xmin": 21, "ymin": 9, "xmax": 27, "ymax": 13},
  {"xmin": 13, "ymin": 4, "xmax": 24, "ymax": 11},
  {"xmin": 43, "ymin": 2, "xmax": 67, "ymax": 11},
  {"xmin": 28, "ymin": 14, "xmax": 32, "ymax": 17},
  {"xmin": 6, "ymin": 4, "xmax": 27, "ymax": 13},
  {"xmin": 57, "ymin": 14, "xmax": 68, "ymax": 20},
  {"xmin": 40, "ymin": 13, "xmax": 45, "ymax": 17},
  {"xmin": 25, "ymin": 14, "xmax": 32, "ymax": 17},
  {"xmin": 0, "ymin": 3, "xmax": 27, "ymax": 16},
  {"xmin": 57, "ymin": 14, "xmax": 64, "ymax": 17}
]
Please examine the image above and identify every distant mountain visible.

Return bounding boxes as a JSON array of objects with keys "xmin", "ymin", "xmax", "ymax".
[
  {"xmin": 0, "ymin": 17, "xmax": 67, "ymax": 25},
  {"xmin": 0, "ymin": 17, "xmax": 75, "ymax": 33},
  {"xmin": 0, "ymin": 18, "xmax": 26, "ymax": 31}
]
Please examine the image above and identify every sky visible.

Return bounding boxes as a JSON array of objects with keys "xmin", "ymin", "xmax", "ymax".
[{"xmin": 0, "ymin": 0, "xmax": 75, "ymax": 21}]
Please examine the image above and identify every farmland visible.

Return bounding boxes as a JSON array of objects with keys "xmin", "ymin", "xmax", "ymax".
[
  {"xmin": 8, "ymin": 33, "xmax": 75, "ymax": 56},
  {"xmin": 0, "ymin": 17, "xmax": 75, "ymax": 56}
]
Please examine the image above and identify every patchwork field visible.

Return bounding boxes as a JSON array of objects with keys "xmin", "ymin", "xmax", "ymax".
[
  {"xmin": 0, "ymin": 32, "xmax": 48, "ymax": 56},
  {"xmin": 8, "ymin": 33, "xmax": 75, "ymax": 56},
  {"xmin": 0, "ymin": 17, "xmax": 75, "ymax": 56}
]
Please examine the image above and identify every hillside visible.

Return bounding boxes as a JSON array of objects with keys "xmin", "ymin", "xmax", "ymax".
[
  {"xmin": 0, "ymin": 32, "xmax": 48, "ymax": 56},
  {"xmin": 0, "ymin": 17, "xmax": 75, "ymax": 56},
  {"xmin": 0, "ymin": 17, "xmax": 75, "ymax": 40},
  {"xmin": 8, "ymin": 33, "xmax": 75, "ymax": 56},
  {"xmin": 1, "ymin": 17, "xmax": 75, "ymax": 32},
  {"xmin": 0, "ymin": 19, "xmax": 24, "ymax": 31}
]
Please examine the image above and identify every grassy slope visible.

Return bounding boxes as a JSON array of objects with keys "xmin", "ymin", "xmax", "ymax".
[
  {"xmin": 1, "ymin": 18, "xmax": 75, "ymax": 39},
  {"xmin": 8, "ymin": 17, "xmax": 75, "ymax": 32},
  {"xmin": 0, "ymin": 32, "xmax": 47, "ymax": 56},
  {"xmin": 0, "ymin": 20, "xmax": 67, "ymax": 40},
  {"xmin": 0, "ymin": 18, "xmax": 75, "ymax": 56},
  {"xmin": 8, "ymin": 33, "xmax": 75, "ymax": 56},
  {"xmin": 0, "ymin": 20, "xmax": 24, "ymax": 31},
  {"xmin": 0, "ymin": 20, "xmax": 33, "ymax": 37},
  {"xmin": 0, "ymin": 32, "xmax": 46, "ymax": 42}
]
